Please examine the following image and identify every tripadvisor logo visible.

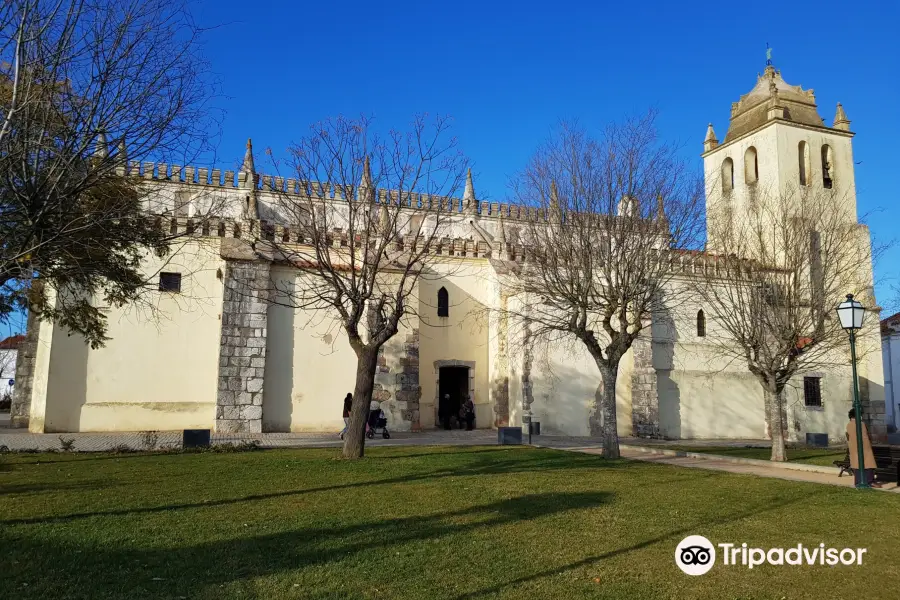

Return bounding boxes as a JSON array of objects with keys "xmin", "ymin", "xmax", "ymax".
[
  {"xmin": 675, "ymin": 536, "xmax": 867, "ymax": 575},
  {"xmin": 675, "ymin": 535, "xmax": 716, "ymax": 576}
]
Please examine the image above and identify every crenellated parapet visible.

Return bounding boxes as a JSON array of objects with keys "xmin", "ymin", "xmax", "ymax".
[
  {"xmin": 125, "ymin": 157, "xmax": 581, "ymax": 225},
  {"xmin": 124, "ymin": 160, "xmax": 245, "ymax": 188},
  {"xmin": 159, "ymin": 214, "xmax": 530, "ymax": 263},
  {"xmin": 156, "ymin": 208, "xmax": 771, "ymax": 279}
]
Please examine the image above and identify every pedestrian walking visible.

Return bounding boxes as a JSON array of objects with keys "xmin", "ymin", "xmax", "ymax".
[{"xmin": 340, "ymin": 393, "xmax": 353, "ymax": 440}]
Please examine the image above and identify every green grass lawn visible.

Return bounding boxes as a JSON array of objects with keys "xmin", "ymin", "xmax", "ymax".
[
  {"xmin": 1, "ymin": 446, "xmax": 898, "ymax": 600},
  {"xmin": 646, "ymin": 445, "xmax": 847, "ymax": 466}
]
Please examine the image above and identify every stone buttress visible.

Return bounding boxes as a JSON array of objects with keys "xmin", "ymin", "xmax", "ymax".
[
  {"xmin": 215, "ymin": 239, "xmax": 270, "ymax": 433},
  {"xmin": 630, "ymin": 330, "xmax": 660, "ymax": 438}
]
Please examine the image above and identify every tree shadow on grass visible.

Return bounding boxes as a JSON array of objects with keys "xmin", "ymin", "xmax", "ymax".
[
  {"xmin": 1, "ymin": 444, "xmax": 533, "ymax": 466},
  {"xmin": 0, "ymin": 479, "xmax": 123, "ymax": 497},
  {"xmin": 369, "ymin": 446, "xmax": 518, "ymax": 460},
  {"xmin": 3, "ymin": 452, "xmax": 172, "ymax": 465},
  {"xmin": 0, "ymin": 449, "xmax": 625, "ymax": 527},
  {"xmin": 0, "ymin": 444, "xmax": 806, "ymax": 600},
  {"xmin": 448, "ymin": 490, "xmax": 821, "ymax": 599},
  {"xmin": 0, "ymin": 491, "xmax": 614, "ymax": 600},
  {"xmin": 1, "ymin": 484, "xmax": 824, "ymax": 600}
]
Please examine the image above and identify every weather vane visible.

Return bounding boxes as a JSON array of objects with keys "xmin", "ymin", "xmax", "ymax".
[{"xmin": 766, "ymin": 43, "xmax": 773, "ymax": 66}]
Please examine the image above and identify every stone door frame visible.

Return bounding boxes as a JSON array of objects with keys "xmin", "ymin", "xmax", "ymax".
[{"xmin": 433, "ymin": 359, "xmax": 476, "ymax": 427}]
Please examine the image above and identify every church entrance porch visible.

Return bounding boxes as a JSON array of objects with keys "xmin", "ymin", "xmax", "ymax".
[{"xmin": 438, "ymin": 366, "xmax": 470, "ymax": 430}]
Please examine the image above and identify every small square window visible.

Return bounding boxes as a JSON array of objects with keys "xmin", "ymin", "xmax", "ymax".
[
  {"xmin": 159, "ymin": 272, "xmax": 182, "ymax": 293},
  {"xmin": 803, "ymin": 376, "xmax": 822, "ymax": 407}
]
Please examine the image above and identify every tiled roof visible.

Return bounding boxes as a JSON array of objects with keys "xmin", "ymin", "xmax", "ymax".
[
  {"xmin": 724, "ymin": 66, "xmax": 824, "ymax": 143},
  {"xmin": 882, "ymin": 311, "xmax": 900, "ymax": 335},
  {"xmin": 0, "ymin": 334, "xmax": 24, "ymax": 350}
]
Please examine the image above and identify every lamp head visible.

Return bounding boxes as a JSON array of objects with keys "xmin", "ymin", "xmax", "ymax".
[{"xmin": 836, "ymin": 294, "xmax": 866, "ymax": 331}]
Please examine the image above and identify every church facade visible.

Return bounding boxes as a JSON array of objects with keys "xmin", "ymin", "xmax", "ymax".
[{"xmin": 9, "ymin": 67, "xmax": 888, "ymax": 442}]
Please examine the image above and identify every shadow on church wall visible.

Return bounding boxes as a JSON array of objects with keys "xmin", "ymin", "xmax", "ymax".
[
  {"xmin": 652, "ymin": 301, "xmax": 768, "ymax": 440},
  {"xmin": 653, "ymin": 303, "xmax": 680, "ymax": 439},
  {"xmin": 44, "ymin": 322, "xmax": 89, "ymax": 432},
  {"xmin": 525, "ymin": 341, "xmax": 634, "ymax": 438},
  {"xmin": 262, "ymin": 289, "xmax": 295, "ymax": 433}
]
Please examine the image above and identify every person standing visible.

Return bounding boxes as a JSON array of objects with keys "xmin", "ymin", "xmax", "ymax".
[
  {"xmin": 847, "ymin": 408, "xmax": 881, "ymax": 488},
  {"xmin": 340, "ymin": 393, "xmax": 353, "ymax": 440},
  {"xmin": 462, "ymin": 395, "xmax": 476, "ymax": 431},
  {"xmin": 439, "ymin": 393, "xmax": 452, "ymax": 430}
]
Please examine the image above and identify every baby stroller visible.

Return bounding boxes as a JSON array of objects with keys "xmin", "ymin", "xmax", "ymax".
[{"xmin": 366, "ymin": 405, "xmax": 391, "ymax": 439}]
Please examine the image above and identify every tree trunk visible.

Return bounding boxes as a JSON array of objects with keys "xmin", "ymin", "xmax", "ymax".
[
  {"xmin": 764, "ymin": 379, "xmax": 787, "ymax": 462},
  {"xmin": 596, "ymin": 364, "xmax": 620, "ymax": 459},
  {"xmin": 342, "ymin": 348, "xmax": 379, "ymax": 459}
]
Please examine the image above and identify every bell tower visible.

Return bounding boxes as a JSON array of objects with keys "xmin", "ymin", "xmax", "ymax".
[
  {"xmin": 700, "ymin": 60, "xmax": 886, "ymax": 440},
  {"xmin": 702, "ymin": 63, "xmax": 858, "ymax": 252}
]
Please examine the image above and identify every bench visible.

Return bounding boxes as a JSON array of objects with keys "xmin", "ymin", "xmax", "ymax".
[
  {"xmin": 834, "ymin": 451, "xmax": 852, "ymax": 477},
  {"xmin": 874, "ymin": 446, "xmax": 900, "ymax": 483},
  {"xmin": 834, "ymin": 445, "xmax": 900, "ymax": 483}
]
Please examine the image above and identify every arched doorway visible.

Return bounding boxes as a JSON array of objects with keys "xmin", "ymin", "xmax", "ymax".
[
  {"xmin": 438, "ymin": 367, "xmax": 468, "ymax": 429},
  {"xmin": 433, "ymin": 359, "xmax": 476, "ymax": 430}
]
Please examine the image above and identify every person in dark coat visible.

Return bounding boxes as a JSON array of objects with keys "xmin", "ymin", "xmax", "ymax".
[
  {"xmin": 439, "ymin": 393, "xmax": 452, "ymax": 430},
  {"xmin": 340, "ymin": 393, "xmax": 353, "ymax": 439},
  {"xmin": 847, "ymin": 407, "xmax": 881, "ymax": 487},
  {"xmin": 462, "ymin": 395, "xmax": 476, "ymax": 431}
]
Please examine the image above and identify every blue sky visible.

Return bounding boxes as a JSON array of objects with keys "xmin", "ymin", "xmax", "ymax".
[
  {"xmin": 3, "ymin": 2, "xmax": 895, "ymax": 341},
  {"xmin": 192, "ymin": 0, "xmax": 897, "ymax": 306}
]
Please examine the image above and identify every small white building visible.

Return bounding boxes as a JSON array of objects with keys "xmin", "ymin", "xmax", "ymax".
[
  {"xmin": 882, "ymin": 313, "xmax": 900, "ymax": 431},
  {"xmin": 0, "ymin": 334, "xmax": 23, "ymax": 402}
]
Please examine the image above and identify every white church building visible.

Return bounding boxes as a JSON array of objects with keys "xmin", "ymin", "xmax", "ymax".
[{"xmin": 9, "ymin": 66, "xmax": 887, "ymax": 443}]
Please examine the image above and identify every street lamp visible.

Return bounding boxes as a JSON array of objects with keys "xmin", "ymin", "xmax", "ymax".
[{"xmin": 835, "ymin": 293, "xmax": 869, "ymax": 489}]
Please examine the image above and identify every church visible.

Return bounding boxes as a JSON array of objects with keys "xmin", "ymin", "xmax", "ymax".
[{"xmin": 9, "ymin": 66, "xmax": 887, "ymax": 443}]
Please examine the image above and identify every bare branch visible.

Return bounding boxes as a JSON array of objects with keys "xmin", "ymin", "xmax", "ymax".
[
  {"xmin": 694, "ymin": 182, "xmax": 876, "ymax": 460},
  {"xmin": 259, "ymin": 114, "xmax": 468, "ymax": 458},
  {"xmin": 0, "ymin": 0, "xmax": 220, "ymax": 346},
  {"xmin": 502, "ymin": 112, "xmax": 705, "ymax": 457}
]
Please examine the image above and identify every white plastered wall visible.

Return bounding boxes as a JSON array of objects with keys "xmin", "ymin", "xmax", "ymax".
[
  {"xmin": 658, "ymin": 278, "xmax": 869, "ymax": 442},
  {"xmin": 655, "ymin": 281, "xmax": 766, "ymax": 439},
  {"xmin": 526, "ymin": 336, "xmax": 634, "ymax": 437},
  {"xmin": 43, "ymin": 240, "xmax": 225, "ymax": 432},
  {"xmin": 262, "ymin": 268, "xmax": 358, "ymax": 432},
  {"xmin": 262, "ymin": 268, "xmax": 423, "ymax": 433}
]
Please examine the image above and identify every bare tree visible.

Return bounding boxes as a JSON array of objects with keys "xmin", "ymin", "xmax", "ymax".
[
  {"xmin": 696, "ymin": 184, "xmax": 876, "ymax": 461},
  {"xmin": 503, "ymin": 113, "xmax": 705, "ymax": 458},
  {"xmin": 261, "ymin": 115, "xmax": 467, "ymax": 459},
  {"xmin": 0, "ymin": 0, "xmax": 216, "ymax": 347}
]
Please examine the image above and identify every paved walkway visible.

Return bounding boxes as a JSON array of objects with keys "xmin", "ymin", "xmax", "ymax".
[
  {"xmin": 554, "ymin": 445, "xmax": 900, "ymax": 493},
  {"xmin": 0, "ymin": 420, "xmax": 895, "ymax": 492},
  {"xmin": 0, "ymin": 427, "xmax": 503, "ymax": 451}
]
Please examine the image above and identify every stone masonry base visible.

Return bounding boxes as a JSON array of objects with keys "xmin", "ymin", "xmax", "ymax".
[{"xmin": 215, "ymin": 260, "xmax": 270, "ymax": 433}]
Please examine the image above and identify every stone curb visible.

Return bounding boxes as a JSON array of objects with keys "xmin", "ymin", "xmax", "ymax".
[{"xmin": 617, "ymin": 444, "xmax": 842, "ymax": 475}]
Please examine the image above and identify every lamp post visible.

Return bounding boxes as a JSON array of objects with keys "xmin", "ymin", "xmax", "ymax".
[{"xmin": 835, "ymin": 293, "xmax": 869, "ymax": 489}]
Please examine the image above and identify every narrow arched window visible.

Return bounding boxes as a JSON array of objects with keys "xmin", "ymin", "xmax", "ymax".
[
  {"xmin": 744, "ymin": 147, "xmax": 758, "ymax": 185},
  {"xmin": 722, "ymin": 158, "xmax": 734, "ymax": 193},
  {"xmin": 696, "ymin": 310, "xmax": 706, "ymax": 337},
  {"xmin": 798, "ymin": 141, "xmax": 810, "ymax": 186},
  {"xmin": 821, "ymin": 145, "xmax": 834, "ymax": 189},
  {"xmin": 437, "ymin": 287, "xmax": 449, "ymax": 317}
]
